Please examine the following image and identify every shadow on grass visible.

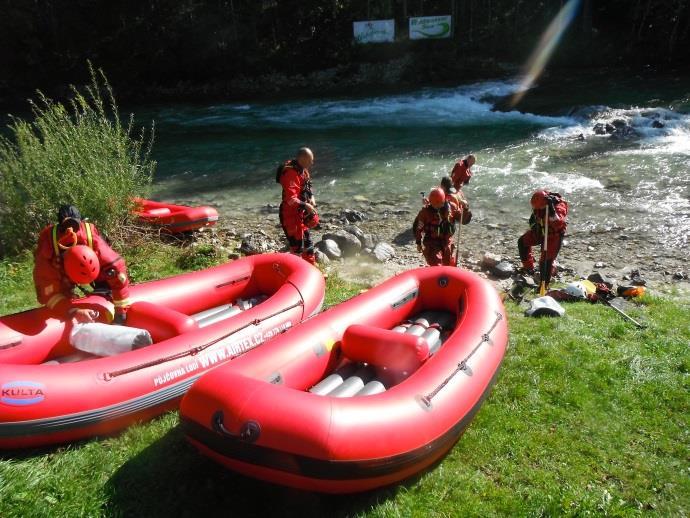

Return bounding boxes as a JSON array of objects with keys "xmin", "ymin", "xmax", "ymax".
[
  {"xmin": 0, "ymin": 436, "xmax": 101, "ymax": 461},
  {"xmin": 102, "ymin": 425, "xmax": 404, "ymax": 518}
]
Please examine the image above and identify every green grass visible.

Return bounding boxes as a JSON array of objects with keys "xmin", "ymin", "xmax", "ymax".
[{"xmin": 1, "ymin": 254, "xmax": 688, "ymax": 517}]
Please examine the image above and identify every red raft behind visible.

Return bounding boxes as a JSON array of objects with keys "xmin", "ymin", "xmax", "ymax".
[
  {"xmin": 0, "ymin": 254, "xmax": 324, "ymax": 450},
  {"xmin": 133, "ymin": 198, "xmax": 219, "ymax": 233},
  {"xmin": 181, "ymin": 266, "xmax": 508, "ymax": 493}
]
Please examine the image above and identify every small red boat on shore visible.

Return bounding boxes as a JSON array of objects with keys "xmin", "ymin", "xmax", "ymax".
[
  {"xmin": 181, "ymin": 266, "xmax": 507, "ymax": 493},
  {"xmin": 133, "ymin": 198, "xmax": 219, "ymax": 233},
  {"xmin": 0, "ymin": 254, "xmax": 324, "ymax": 449}
]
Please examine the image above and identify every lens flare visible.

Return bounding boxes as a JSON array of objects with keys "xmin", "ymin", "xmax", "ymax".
[{"xmin": 510, "ymin": 0, "xmax": 582, "ymax": 108}]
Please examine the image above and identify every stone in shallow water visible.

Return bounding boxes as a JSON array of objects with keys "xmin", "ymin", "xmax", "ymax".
[{"xmin": 339, "ymin": 209, "xmax": 366, "ymax": 223}]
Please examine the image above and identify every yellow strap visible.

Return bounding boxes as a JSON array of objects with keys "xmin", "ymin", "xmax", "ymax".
[
  {"xmin": 51, "ymin": 225, "xmax": 59, "ymax": 257},
  {"xmin": 84, "ymin": 222, "xmax": 93, "ymax": 249},
  {"xmin": 46, "ymin": 293, "xmax": 66, "ymax": 309},
  {"xmin": 112, "ymin": 298, "xmax": 131, "ymax": 308}
]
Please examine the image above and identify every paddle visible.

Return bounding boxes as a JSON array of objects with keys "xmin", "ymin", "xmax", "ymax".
[
  {"xmin": 453, "ymin": 206, "xmax": 463, "ymax": 267},
  {"xmin": 538, "ymin": 204, "xmax": 549, "ymax": 296},
  {"xmin": 600, "ymin": 298, "xmax": 646, "ymax": 328}
]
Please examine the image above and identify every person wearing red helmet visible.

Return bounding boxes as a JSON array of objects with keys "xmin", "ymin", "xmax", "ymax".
[
  {"xmin": 413, "ymin": 187, "xmax": 463, "ymax": 266},
  {"xmin": 33, "ymin": 205, "xmax": 131, "ymax": 323},
  {"xmin": 518, "ymin": 190, "xmax": 569, "ymax": 288},
  {"xmin": 450, "ymin": 154, "xmax": 475, "ymax": 191},
  {"xmin": 277, "ymin": 147, "xmax": 318, "ymax": 265}
]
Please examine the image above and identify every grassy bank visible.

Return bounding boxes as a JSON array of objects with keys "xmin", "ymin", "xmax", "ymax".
[{"xmin": 0, "ymin": 248, "xmax": 688, "ymax": 517}]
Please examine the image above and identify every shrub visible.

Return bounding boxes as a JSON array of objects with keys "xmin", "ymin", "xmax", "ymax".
[
  {"xmin": 0, "ymin": 65, "xmax": 155, "ymax": 256},
  {"xmin": 176, "ymin": 243, "xmax": 223, "ymax": 271}
]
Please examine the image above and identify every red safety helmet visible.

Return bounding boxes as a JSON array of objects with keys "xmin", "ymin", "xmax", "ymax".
[
  {"xmin": 303, "ymin": 210, "xmax": 320, "ymax": 229},
  {"xmin": 530, "ymin": 190, "xmax": 549, "ymax": 210},
  {"xmin": 63, "ymin": 245, "xmax": 100, "ymax": 284},
  {"xmin": 428, "ymin": 187, "xmax": 446, "ymax": 209}
]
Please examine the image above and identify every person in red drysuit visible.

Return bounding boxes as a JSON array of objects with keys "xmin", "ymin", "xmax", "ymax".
[
  {"xmin": 33, "ymin": 205, "xmax": 131, "ymax": 323},
  {"xmin": 440, "ymin": 176, "xmax": 471, "ymax": 225},
  {"xmin": 518, "ymin": 190, "xmax": 569, "ymax": 289},
  {"xmin": 277, "ymin": 147, "xmax": 318, "ymax": 265},
  {"xmin": 450, "ymin": 154, "xmax": 476, "ymax": 191},
  {"xmin": 413, "ymin": 187, "xmax": 462, "ymax": 266}
]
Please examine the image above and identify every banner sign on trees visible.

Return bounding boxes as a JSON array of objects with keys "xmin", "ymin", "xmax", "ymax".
[
  {"xmin": 409, "ymin": 15, "xmax": 452, "ymax": 39},
  {"xmin": 353, "ymin": 20, "xmax": 395, "ymax": 44}
]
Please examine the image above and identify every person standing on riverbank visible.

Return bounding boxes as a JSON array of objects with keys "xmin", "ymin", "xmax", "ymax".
[
  {"xmin": 518, "ymin": 190, "xmax": 569, "ymax": 289},
  {"xmin": 450, "ymin": 154, "xmax": 476, "ymax": 191},
  {"xmin": 277, "ymin": 147, "xmax": 318, "ymax": 265},
  {"xmin": 33, "ymin": 205, "xmax": 131, "ymax": 324},
  {"xmin": 414, "ymin": 187, "xmax": 462, "ymax": 266}
]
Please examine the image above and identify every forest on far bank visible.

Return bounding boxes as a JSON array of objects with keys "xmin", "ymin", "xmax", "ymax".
[{"xmin": 1, "ymin": 0, "xmax": 688, "ymax": 105}]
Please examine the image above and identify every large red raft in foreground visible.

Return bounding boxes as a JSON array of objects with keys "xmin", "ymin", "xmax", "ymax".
[
  {"xmin": 181, "ymin": 266, "xmax": 508, "ymax": 493},
  {"xmin": 0, "ymin": 254, "xmax": 324, "ymax": 449},
  {"xmin": 133, "ymin": 198, "xmax": 219, "ymax": 233}
]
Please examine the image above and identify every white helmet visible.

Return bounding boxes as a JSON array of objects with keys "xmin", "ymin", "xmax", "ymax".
[
  {"xmin": 525, "ymin": 296, "xmax": 565, "ymax": 317},
  {"xmin": 564, "ymin": 282, "xmax": 588, "ymax": 299}
]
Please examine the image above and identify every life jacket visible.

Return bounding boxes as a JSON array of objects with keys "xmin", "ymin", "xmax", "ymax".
[
  {"xmin": 276, "ymin": 159, "xmax": 313, "ymax": 203},
  {"xmin": 548, "ymin": 192, "xmax": 569, "ymax": 217},
  {"xmin": 423, "ymin": 204, "xmax": 455, "ymax": 239},
  {"xmin": 51, "ymin": 221, "xmax": 94, "ymax": 259},
  {"xmin": 529, "ymin": 192, "xmax": 568, "ymax": 233}
]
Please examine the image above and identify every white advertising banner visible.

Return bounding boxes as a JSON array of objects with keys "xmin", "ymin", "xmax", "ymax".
[
  {"xmin": 353, "ymin": 19, "xmax": 395, "ymax": 44},
  {"xmin": 409, "ymin": 15, "xmax": 452, "ymax": 40}
]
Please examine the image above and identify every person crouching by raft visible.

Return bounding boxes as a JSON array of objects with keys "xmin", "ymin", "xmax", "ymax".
[
  {"xmin": 450, "ymin": 154, "xmax": 475, "ymax": 192},
  {"xmin": 440, "ymin": 176, "xmax": 472, "ymax": 225},
  {"xmin": 518, "ymin": 190, "xmax": 569, "ymax": 290},
  {"xmin": 414, "ymin": 187, "xmax": 462, "ymax": 266},
  {"xmin": 33, "ymin": 205, "xmax": 131, "ymax": 324},
  {"xmin": 276, "ymin": 147, "xmax": 319, "ymax": 265}
]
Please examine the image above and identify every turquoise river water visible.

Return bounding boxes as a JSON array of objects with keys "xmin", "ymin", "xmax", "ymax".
[{"xmin": 143, "ymin": 78, "xmax": 690, "ymax": 255}]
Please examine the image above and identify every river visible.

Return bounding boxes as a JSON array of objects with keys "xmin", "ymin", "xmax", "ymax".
[{"xmin": 140, "ymin": 75, "xmax": 690, "ymax": 283}]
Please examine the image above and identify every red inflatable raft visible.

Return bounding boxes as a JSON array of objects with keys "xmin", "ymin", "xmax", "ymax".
[
  {"xmin": 133, "ymin": 198, "xmax": 219, "ymax": 233},
  {"xmin": 0, "ymin": 254, "xmax": 324, "ymax": 449},
  {"xmin": 181, "ymin": 266, "xmax": 508, "ymax": 493}
]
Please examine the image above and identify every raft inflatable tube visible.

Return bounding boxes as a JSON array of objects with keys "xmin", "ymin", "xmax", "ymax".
[
  {"xmin": 0, "ymin": 254, "xmax": 324, "ymax": 449},
  {"xmin": 133, "ymin": 198, "xmax": 219, "ymax": 233},
  {"xmin": 181, "ymin": 266, "xmax": 507, "ymax": 493}
]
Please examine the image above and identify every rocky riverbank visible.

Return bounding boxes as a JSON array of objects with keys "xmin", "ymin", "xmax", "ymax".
[{"xmin": 189, "ymin": 196, "xmax": 690, "ymax": 298}]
